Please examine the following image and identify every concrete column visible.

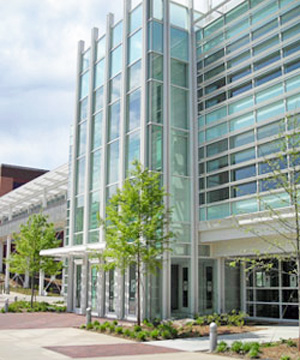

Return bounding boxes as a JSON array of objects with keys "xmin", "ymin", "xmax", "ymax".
[
  {"xmin": 4, "ymin": 235, "xmax": 11, "ymax": 294},
  {"xmin": 39, "ymin": 270, "xmax": 45, "ymax": 296},
  {"xmin": 81, "ymin": 256, "xmax": 88, "ymax": 314},
  {"xmin": 217, "ymin": 258, "xmax": 225, "ymax": 313},
  {"xmin": 67, "ymin": 256, "xmax": 74, "ymax": 312},
  {"xmin": 98, "ymin": 264, "xmax": 105, "ymax": 317},
  {"xmin": 24, "ymin": 270, "xmax": 30, "ymax": 288},
  {"xmin": 0, "ymin": 241, "xmax": 4, "ymax": 273}
]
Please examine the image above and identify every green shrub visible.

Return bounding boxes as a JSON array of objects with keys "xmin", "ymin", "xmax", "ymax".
[
  {"xmin": 161, "ymin": 330, "xmax": 172, "ymax": 339},
  {"xmin": 286, "ymin": 339, "xmax": 296, "ymax": 348},
  {"xmin": 123, "ymin": 328, "xmax": 131, "ymax": 337},
  {"xmin": 231, "ymin": 341, "xmax": 243, "ymax": 353},
  {"xmin": 112, "ymin": 320, "xmax": 118, "ymax": 325},
  {"xmin": 150, "ymin": 329, "xmax": 160, "ymax": 339},
  {"xmin": 241, "ymin": 342, "xmax": 253, "ymax": 353},
  {"xmin": 86, "ymin": 323, "xmax": 93, "ymax": 330},
  {"xmin": 134, "ymin": 325, "xmax": 142, "ymax": 332},
  {"xmin": 130, "ymin": 331, "xmax": 137, "ymax": 339},
  {"xmin": 216, "ymin": 341, "xmax": 228, "ymax": 353},
  {"xmin": 115, "ymin": 326, "xmax": 123, "ymax": 335},
  {"xmin": 93, "ymin": 321, "xmax": 100, "ymax": 326},
  {"xmin": 248, "ymin": 347, "xmax": 260, "ymax": 359},
  {"xmin": 80, "ymin": 324, "xmax": 86, "ymax": 329},
  {"xmin": 280, "ymin": 356, "xmax": 291, "ymax": 360},
  {"xmin": 108, "ymin": 324, "xmax": 115, "ymax": 333},
  {"xmin": 137, "ymin": 331, "xmax": 148, "ymax": 341},
  {"xmin": 99, "ymin": 324, "xmax": 107, "ymax": 332}
]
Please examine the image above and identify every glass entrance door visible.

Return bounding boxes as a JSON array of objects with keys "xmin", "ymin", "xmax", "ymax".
[
  {"xmin": 199, "ymin": 259, "xmax": 217, "ymax": 314},
  {"xmin": 74, "ymin": 263, "xmax": 82, "ymax": 311}
]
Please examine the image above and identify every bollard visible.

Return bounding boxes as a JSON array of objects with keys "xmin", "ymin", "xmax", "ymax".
[
  {"xmin": 14, "ymin": 296, "xmax": 18, "ymax": 302},
  {"xmin": 4, "ymin": 298, "xmax": 9, "ymax": 313},
  {"xmin": 86, "ymin": 307, "xmax": 92, "ymax": 325},
  {"xmin": 209, "ymin": 322, "xmax": 218, "ymax": 352}
]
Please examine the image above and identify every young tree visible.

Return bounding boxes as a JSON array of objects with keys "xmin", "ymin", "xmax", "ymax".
[
  {"xmin": 232, "ymin": 116, "xmax": 300, "ymax": 348},
  {"xmin": 8, "ymin": 213, "xmax": 62, "ymax": 307},
  {"xmin": 99, "ymin": 161, "xmax": 173, "ymax": 325}
]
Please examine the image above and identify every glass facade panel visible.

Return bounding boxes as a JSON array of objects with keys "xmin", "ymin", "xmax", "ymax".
[
  {"xmin": 128, "ymin": 30, "xmax": 142, "ymax": 64},
  {"xmin": 108, "ymin": 101, "xmax": 120, "ymax": 141},
  {"xmin": 95, "ymin": 59, "xmax": 105, "ymax": 88},
  {"xmin": 206, "ymin": 107, "xmax": 227, "ymax": 125},
  {"xmin": 107, "ymin": 141, "xmax": 119, "ymax": 184},
  {"xmin": 171, "ymin": 86, "xmax": 188, "ymax": 129},
  {"xmin": 129, "ymin": 5, "xmax": 142, "ymax": 33},
  {"xmin": 128, "ymin": 60, "xmax": 141, "ymax": 91},
  {"xmin": 257, "ymin": 121, "xmax": 283, "ymax": 140},
  {"xmin": 231, "ymin": 147, "xmax": 255, "ymax": 164},
  {"xmin": 82, "ymin": 50, "xmax": 90, "ymax": 72},
  {"xmin": 97, "ymin": 36, "xmax": 106, "ymax": 60},
  {"xmin": 127, "ymin": 89, "xmax": 141, "ymax": 132},
  {"xmin": 207, "ymin": 155, "xmax": 228, "ymax": 172},
  {"xmin": 253, "ymin": 35, "xmax": 279, "ymax": 55},
  {"xmin": 109, "ymin": 74, "xmax": 122, "ymax": 103},
  {"xmin": 207, "ymin": 139, "xmax": 228, "ymax": 157},
  {"xmin": 77, "ymin": 122, "xmax": 87, "ymax": 156},
  {"xmin": 150, "ymin": 125, "xmax": 163, "ymax": 171},
  {"xmin": 90, "ymin": 150, "xmax": 101, "ymax": 190},
  {"xmin": 149, "ymin": 81, "xmax": 163, "ymax": 123},
  {"xmin": 230, "ymin": 130, "xmax": 254, "ymax": 149},
  {"xmin": 148, "ymin": 21, "xmax": 163, "ymax": 53},
  {"xmin": 257, "ymin": 101, "xmax": 285, "ymax": 122},
  {"xmin": 171, "ymin": 59, "xmax": 188, "ymax": 87},
  {"xmin": 207, "ymin": 172, "xmax": 229, "ymax": 188},
  {"xmin": 232, "ymin": 198, "xmax": 258, "ymax": 214},
  {"xmin": 92, "ymin": 112, "xmax": 102, "ymax": 150},
  {"xmin": 230, "ymin": 113, "xmax": 254, "ymax": 132},
  {"xmin": 149, "ymin": 53, "xmax": 163, "ymax": 81},
  {"xmin": 94, "ymin": 86, "xmax": 104, "ymax": 113},
  {"xmin": 207, "ymin": 203, "xmax": 229, "ymax": 220},
  {"xmin": 126, "ymin": 131, "xmax": 140, "ymax": 171},
  {"xmin": 112, "ymin": 21, "xmax": 123, "ymax": 48},
  {"xmin": 171, "ymin": 177, "xmax": 191, "ymax": 222},
  {"xmin": 207, "ymin": 188, "xmax": 229, "ymax": 203},
  {"xmin": 75, "ymin": 195, "xmax": 84, "ymax": 232},
  {"xmin": 79, "ymin": 98, "xmax": 88, "ymax": 122},
  {"xmin": 232, "ymin": 165, "xmax": 256, "ymax": 181},
  {"xmin": 229, "ymin": 96, "xmax": 253, "ymax": 114},
  {"xmin": 206, "ymin": 122, "xmax": 227, "ymax": 141},
  {"xmin": 76, "ymin": 158, "xmax": 85, "ymax": 194},
  {"xmin": 256, "ymin": 83, "xmax": 283, "ymax": 104},
  {"xmin": 286, "ymin": 75, "xmax": 300, "ymax": 92},
  {"xmin": 89, "ymin": 191, "xmax": 100, "ymax": 230},
  {"xmin": 170, "ymin": 2, "xmax": 188, "ymax": 29},
  {"xmin": 171, "ymin": 130, "xmax": 189, "ymax": 176},
  {"xmin": 232, "ymin": 181, "xmax": 257, "ymax": 197},
  {"xmin": 110, "ymin": 45, "xmax": 122, "ymax": 77},
  {"xmin": 80, "ymin": 72, "xmax": 89, "ymax": 99},
  {"xmin": 287, "ymin": 94, "xmax": 300, "ymax": 111},
  {"xmin": 170, "ymin": 27, "xmax": 188, "ymax": 61}
]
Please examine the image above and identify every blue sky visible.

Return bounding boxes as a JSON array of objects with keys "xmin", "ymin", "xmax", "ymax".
[{"xmin": 0, "ymin": 0, "xmax": 122, "ymax": 170}]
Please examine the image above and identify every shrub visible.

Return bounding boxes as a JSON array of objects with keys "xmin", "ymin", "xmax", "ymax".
[
  {"xmin": 99, "ymin": 324, "xmax": 107, "ymax": 332},
  {"xmin": 150, "ymin": 329, "xmax": 160, "ymax": 339},
  {"xmin": 216, "ymin": 341, "xmax": 228, "ymax": 353},
  {"xmin": 134, "ymin": 325, "xmax": 142, "ymax": 332},
  {"xmin": 115, "ymin": 326, "xmax": 123, "ymax": 335},
  {"xmin": 80, "ymin": 324, "xmax": 86, "ymax": 329},
  {"xmin": 231, "ymin": 341, "xmax": 243, "ymax": 353},
  {"xmin": 248, "ymin": 347, "xmax": 260, "ymax": 359},
  {"xmin": 123, "ymin": 328, "xmax": 131, "ymax": 337},
  {"xmin": 86, "ymin": 323, "xmax": 93, "ymax": 330},
  {"xmin": 137, "ymin": 331, "xmax": 148, "ymax": 341},
  {"xmin": 93, "ymin": 321, "xmax": 100, "ymax": 326},
  {"xmin": 286, "ymin": 339, "xmax": 296, "ymax": 348},
  {"xmin": 161, "ymin": 330, "xmax": 172, "ymax": 339},
  {"xmin": 280, "ymin": 356, "xmax": 291, "ymax": 360},
  {"xmin": 108, "ymin": 324, "xmax": 115, "ymax": 333},
  {"xmin": 112, "ymin": 320, "xmax": 118, "ymax": 325},
  {"xmin": 241, "ymin": 342, "xmax": 254, "ymax": 353}
]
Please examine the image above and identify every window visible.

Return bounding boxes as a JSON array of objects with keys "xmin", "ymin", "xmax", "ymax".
[
  {"xmin": 230, "ymin": 130, "xmax": 254, "ymax": 149},
  {"xmin": 90, "ymin": 150, "xmax": 101, "ymax": 190},
  {"xmin": 207, "ymin": 139, "xmax": 228, "ymax": 157},
  {"xmin": 207, "ymin": 188, "xmax": 229, "ymax": 203},
  {"xmin": 128, "ymin": 30, "xmax": 142, "ymax": 64},
  {"xmin": 149, "ymin": 125, "xmax": 163, "ymax": 171},
  {"xmin": 282, "ymin": 23, "xmax": 300, "ymax": 41},
  {"xmin": 127, "ymin": 90, "xmax": 141, "ymax": 131},
  {"xmin": 207, "ymin": 171, "xmax": 229, "ymax": 188},
  {"xmin": 207, "ymin": 155, "xmax": 228, "ymax": 172},
  {"xmin": 204, "ymin": 17, "xmax": 223, "ymax": 37},
  {"xmin": 171, "ymin": 86, "xmax": 188, "ymax": 129},
  {"xmin": 91, "ymin": 112, "xmax": 102, "ymax": 150},
  {"xmin": 108, "ymin": 101, "xmax": 120, "ymax": 141},
  {"xmin": 254, "ymin": 52, "xmax": 280, "ymax": 71},
  {"xmin": 204, "ymin": 33, "xmax": 224, "ymax": 52},
  {"xmin": 170, "ymin": 27, "xmax": 188, "ymax": 61},
  {"xmin": 232, "ymin": 198, "xmax": 258, "ymax": 214},
  {"xmin": 255, "ymin": 68, "xmax": 282, "ymax": 86},
  {"xmin": 171, "ymin": 130, "xmax": 189, "ymax": 176},
  {"xmin": 281, "ymin": 5, "xmax": 300, "ymax": 25},
  {"xmin": 259, "ymin": 156, "xmax": 287, "ymax": 175},
  {"xmin": 287, "ymin": 94, "xmax": 300, "ymax": 111},
  {"xmin": 97, "ymin": 36, "xmax": 106, "ymax": 60},
  {"xmin": 126, "ymin": 131, "xmax": 140, "ymax": 172},
  {"xmin": 79, "ymin": 98, "xmax": 88, "ymax": 122},
  {"xmin": 229, "ymin": 82, "xmax": 252, "ymax": 98},
  {"xmin": 129, "ymin": 5, "xmax": 142, "ymax": 33},
  {"xmin": 229, "ymin": 96, "xmax": 253, "ymax": 114},
  {"xmin": 253, "ymin": 35, "xmax": 279, "ymax": 56},
  {"xmin": 148, "ymin": 21, "xmax": 163, "ymax": 53},
  {"xmin": 206, "ymin": 122, "xmax": 228, "ymax": 141},
  {"xmin": 252, "ymin": 19, "xmax": 277, "ymax": 40},
  {"xmin": 257, "ymin": 101, "xmax": 284, "ymax": 122},
  {"xmin": 94, "ymin": 86, "xmax": 104, "ymax": 112},
  {"xmin": 227, "ymin": 35, "xmax": 249, "ymax": 54},
  {"xmin": 107, "ymin": 141, "xmax": 119, "ymax": 184},
  {"xmin": 205, "ymin": 78, "xmax": 225, "ymax": 95},
  {"xmin": 128, "ymin": 61, "xmax": 141, "ymax": 91},
  {"xmin": 171, "ymin": 59, "xmax": 188, "ymax": 87},
  {"xmin": 232, "ymin": 165, "xmax": 256, "ymax": 181},
  {"xmin": 110, "ymin": 46, "xmax": 122, "ymax": 77},
  {"xmin": 256, "ymin": 83, "xmax": 283, "ymax": 104},
  {"xmin": 77, "ymin": 122, "xmax": 87, "ymax": 156},
  {"xmin": 148, "ymin": 53, "xmax": 163, "ymax": 81},
  {"xmin": 257, "ymin": 121, "xmax": 283, "ymax": 140},
  {"xmin": 284, "ymin": 59, "xmax": 300, "ymax": 74},
  {"xmin": 149, "ymin": 0, "xmax": 163, "ymax": 20},
  {"xmin": 76, "ymin": 158, "xmax": 86, "ymax": 194},
  {"xmin": 232, "ymin": 181, "xmax": 256, "ymax": 197},
  {"xmin": 283, "ymin": 41, "xmax": 300, "ymax": 57},
  {"xmin": 226, "ymin": 2, "xmax": 248, "ymax": 23},
  {"xmin": 206, "ymin": 106, "xmax": 227, "ymax": 125},
  {"xmin": 207, "ymin": 203, "xmax": 229, "ymax": 220},
  {"xmin": 227, "ymin": 51, "xmax": 250, "ymax": 69},
  {"xmin": 231, "ymin": 147, "xmax": 255, "ymax": 164},
  {"xmin": 81, "ymin": 50, "xmax": 90, "ymax": 72},
  {"xmin": 149, "ymin": 81, "xmax": 163, "ymax": 123},
  {"xmin": 204, "ymin": 49, "xmax": 224, "ymax": 67},
  {"xmin": 204, "ymin": 64, "xmax": 225, "ymax": 80},
  {"xmin": 75, "ymin": 196, "xmax": 84, "ymax": 232},
  {"xmin": 170, "ymin": 2, "xmax": 188, "ymax": 29},
  {"xmin": 80, "ymin": 72, "xmax": 89, "ymax": 99},
  {"xmin": 109, "ymin": 74, "xmax": 122, "ymax": 103},
  {"xmin": 205, "ymin": 93, "xmax": 226, "ymax": 108},
  {"xmin": 258, "ymin": 139, "xmax": 283, "ymax": 157},
  {"xmin": 230, "ymin": 112, "xmax": 254, "ymax": 132},
  {"xmin": 286, "ymin": 75, "xmax": 300, "ymax": 92},
  {"xmin": 228, "ymin": 66, "xmax": 251, "ymax": 83},
  {"xmin": 111, "ymin": 21, "xmax": 123, "ymax": 48},
  {"xmin": 252, "ymin": 2, "xmax": 278, "ymax": 24},
  {"xmin": 226, "ymin": 19, "xmax": 249, "ymax": 38},
  {"xmin": 95, "ymin": 59, "xmax": 105, "ymax": 88}
]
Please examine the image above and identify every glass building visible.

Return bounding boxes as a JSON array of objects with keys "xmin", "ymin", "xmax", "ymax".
[{"xmin": 60, "ymin": 0, "xmax": 300, "ymax": 321}]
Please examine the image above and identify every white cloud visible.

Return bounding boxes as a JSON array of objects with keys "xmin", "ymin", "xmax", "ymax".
[{"xmin": 0, "ymin": 0, "xmax": 123, "ymax": 170}]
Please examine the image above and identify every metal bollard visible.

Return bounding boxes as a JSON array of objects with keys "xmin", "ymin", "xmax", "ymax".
[
  {"xmin": 86, "ymin": 307, "xmax": 92, "ymax": 325},
  {"xmin": 209, "ymin": 322, "xmax": 218, "ymax": 352},
  {"xmin": 4, "ymin": 299, "xmax": 9, "ymax": 313},
  {"xmin": 14, "ymin": 296, "xmax": 18, "ymax": 302}
]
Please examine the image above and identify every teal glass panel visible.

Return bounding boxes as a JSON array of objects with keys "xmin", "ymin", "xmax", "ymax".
[
  {"xmin": 231, "ymin": 147, "xmax": 255, "ymax": 164},
  {"xmin": 206, "ymin": 122, "xmax": 228, "ymax": 141},
  {"xmin": 207, "ymin": 139, "xmax": 228, "ymax": 157},
  {"xmin": 95, "ymin": 59, "xmax": 105, "ymax": 88},
  {"xmin": 286, "ymin": 75, "xmax": 300, "ymax": 92},
  {"xmin": 207, "ymin": 171, "xmax": 229, "ymax": 188},
  {"xmin": 150, "ymin": 0, "xmax": 163, "ymax": 20},
  {"xmin": 170, "ymin": 27, "xmax": 188, "ymax": 61},
  {"xmin": 110, "ymin": 45, "xmax": 122, "ymax": 77},
  {"xmin": 81, "ymin": 50, "xmax": 90, "ymax": 72},
  {"xmin": 128, "ymin": 60, "xmax": 141, "ymax": 91},
  {"xmin": 171, "ymin": 130, "xmax": 189, "ymax": 176},
  {"xmin": 74, "ymin": 233, "xmax": 83, "ymax": 245},
  {"xmin": 207, "ymin": 203, "xmax": 229, "ymax": 220},
  {"xmin": 128, "ymin": 30, "xmax": 142, "ymax": 64},
  {"xmin": 148, "ymin": 21, "xmax": 163, "ymax": 53},
  {"xmin": 97, "ymin": 36, "xmax": 106, "ymax": 60},
  {"xmin": 148, "ymin": 53, "xmax": 163, "ymax": 80},
  {"xmin": 204, "ymin": 49, "xmax": 224, "ymax": 67},
  {"xmin": 225, "ymin": 2, "xmax": 248, "ymax": 23},
  {"xmin": 90, "ymin": 149, "xmax": 101, "ymax": 190},
  {"xmin": 229, "ymin": 96, "xmax": 253, "ymax": 115},
  {"xmin": 148, "ymin": 81, "xmax": 163, "ymax": 123},
  {"xmin": 170, "ymin": 2, "xmax": 188, "ymax": 29},
  {"xmin": 109, "ymin": 74, "xmax": 122, "ymax": 103},
  {"xmin": 79, "ymin": 98, "xmax": 88, "ymax": 122},
  {"xmin": 257, "ymin": 121, "xmax": 283, "ymax": 140},
  {"xmin": 126, "ymin": 131, "xmax": 140, "ymax": 172},
  {"xmin": 94, "ymin": 86, "xmax": 104, "ymax": 113},
  {"xmin": 198, "ymin": 131, "xmax": 205, "ymax": 143},
  {"xmin": 108, "ymin": 101, "xmax": 120, "ymax": 141},
  {"xmin": 111, "ymin": 21, "xmax": 123, "ymax": 48},
  {"xmin": 171, "ymin": 176, "xmax": 191, "ymax": 222},
  {"xmin": 287, "ymin": 94, "xmax": 300, "ymax": 111},
  {"xmin": 89, "ymin": 192, "xmax": 100, "ymax": 230},
  {"xmin": 252, "ymin": 2, "xmax": 278, "ymax": 24},
  {"xmin": 171, "ymin": 59, "xmax": 188, "ymax": 87},
  {"xmin": 230, "ymin": 113, "xmax": 254, "ymax": 132},
  {"xmin": 253, "ymin": 35, "xmax": 279, "ymax": 56},
  {"xmin": 203, "ymin": 33, "xmax": 224, "ymax": 52},
  {"xmin": 281, "ymin": 5, "xmax": 300, "ymax": 25},
  {"xmin": 227, "ymin": 51, "xmax": 250, "ymax": 68},
  {"xmin": 230, "ymin": 130, "xmax": 254, "ymax": 148},
  {"xmin": 258, "ymin": 139, "xmax": 283, "ymax": 157},
  {"xmin": 129, "ymin": 5, "xmax": 142, "ymax": 33},
  {"xmin": 107, "ymin": 141, "xmax": 119, "ymax": 184},
  {"xmin": 204, "ymin": 64, "xmax": 225, "ymax": 80},
  {"xmin": 227, "ymin": 35, "xmax": 249, "ymax": 54},
  {"xmin": 257, "ymin": 101, "xmax": 284, "ymax": 122},
  {"xmin": 204, "ymin": 17, "xmax": 224, "ymax": 38},
  {"xmin": 75, "ymin": 195, "xmax": 84, "ymax": 232},
  {"xmin": 252, "ymin": 19, "xmax": 277, "ymax": 40},
  {"xmin": 206, "ymin": 106, "xmax": 227, "ymax": 125},
  {"xmin": 92, "ymin": 112, "xmax": 102, "ymax": 150},
  {"xmin": 89, "ymin": 231, "xmax": 99, "ymax": 244},
  {"xmin": 207, "ymin": 155, "xmax": 228, "ymax": 172},
  {"xmin": 226, "ymin": 19, "xmax": 249, "ymax": 39},
  {"xmin": 76, "ymin": 158, "xmax": 85, "ymax": 194},
  {"xmin": 199, "ymin": 207, "xmax": 206, "ymax": 221},
  {"xmin": 198, "ymin": 116, "xmax": 205, "ymax": 128},
  {"xmin": 150, "ymin": 125, "xmax": 163, "ymax": 171},
  {"xmin": 106, "ymin": 184, "xmax": 118, "ymax": 202},
  {"xmin": 127, "ymin": 89, "xmax": 141, "ymax": 131},
  {"xmin": 260, "ymin": 193, "xmax": 290, "ymax": 210},
  {"xmin": 256, "ymin": 84, "xmax": 283, "ymax": 104},
  {"xmin": 208, "ymin": 188, "xmax": 229, "ymax": 203},
  {"xmin": 282, "ymin": 23, "xmax": 300, "ymax": 41},
  {"xmin": 80, "ymin": 71, "xmax": 89, "ymax": 99},
  {"xmin": 171, "ymin": 86, "xmax": 188, "ymax": 129},
  {"xmin": 77, "ymin": 121, "xmax": 87, "ymax": 156},
  {"xmin": 232, "ymin": 198, "xmax": 258, "ymax": 214}
]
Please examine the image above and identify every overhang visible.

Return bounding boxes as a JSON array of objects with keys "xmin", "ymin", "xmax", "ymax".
[{"xmin": 40, "ymin": 243, "xmax": 105, "ymax": 257}]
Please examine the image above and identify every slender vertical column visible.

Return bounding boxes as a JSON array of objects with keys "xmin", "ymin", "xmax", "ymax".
[
  {"xmin": 5, "ymin": 235, "xmax": 11, "ymax": 294},
  {"xmin": 162, "ymin": 0, "xmax": 171, "ymax": 320},
  {"xmin": 217, "ymin": 258, "xmax": 225, "ymax": 313},
  {"xmin": 67, "ymin": 256, "xmax": 74, "ymax": 312},
  {"xmin": 39, "ymin": 269, "xmax": 45, "ymax": 296},
  {"xmin": 83, "ymin": 27, "xmax": 99, "ymax": 246},
  {"xmin": 98, "ymin": 266, "xmax": 105, "ymax": 317},
  {"xmin": 81, "ymin": 255, "xmax": 89, "ymax": 314},
  {"xmin": 241, "ymin": 263, "xmax": 246, "ymax": 312},
  {"xmin": 0, "ymin": 241, "xmax": 4, "ymax": 273},
  {"xmin": 69, "ymin": 40, "xmax": 85, "ymax": 247},
  {"xmin": 189, "ymin": 0, "xmax": 199, "ymax": 317},
  {"xmin": 24, "ymin": 270, "xmax": 30, "ymax": 288}
]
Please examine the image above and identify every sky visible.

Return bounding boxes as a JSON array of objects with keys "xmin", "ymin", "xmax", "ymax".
[{"xmin": 0, "ymin": 0, "xmax": 123, "ymax": 171}]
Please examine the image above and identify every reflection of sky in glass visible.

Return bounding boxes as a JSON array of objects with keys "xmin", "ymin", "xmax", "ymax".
[
  {"xmin": 112, "ymin": 21, "xmax": 123, "ymax": 48},
  {"xmin": 90, "ymin": 149, "xmax": 101, "ymax": 190},
  {"xmin": 170, "ymin": 3, "xmax": 188, "ymax": 29},
  {"xmin": 170, "ymin": 27, "xmax": 188, "ymax": 61},
  {"xmin": 128, "ymin": 60, "xmax": 141, "ymax": 91},
  {"xmin": 127, "ymin": 90, "xmax": 141, "ymax": 132},
  {"xmin": 109, "ymin": 101, "xmax": 120, "ymax": 141},
  {"xmin": 76, "ymin": 158, "xmax": 86, "ymax": 194},
  {"xmin": 94, "ymin": 86, "xmax": 104, "ymax": 112},
  {"xmin": 97, "ymin": 36, "xmax": 106, "ymax": 60},
  {"xmin": 129, "ymin": 5, "xmax": 142, "ymax": 33},
  {"xmin": 79, "ymin": 98, "xmax": 88, "ymax": 121},
  {"xmin": 128, "ymin": 30, "xmax": 142, "ymax": 64},
  {"xmin": 92, "ymin": 112, "xmax": 102, "ymax": 150},
  {"xmin": 82, "ymin": 50, "xmax": 90, "ymax": 72},
  {"xmin": 110, "ymin": 45, "xmax": 122, "ymax": 77},
  {"xmin": 77, "ymin": 121, "xmax": 87, "ymax": 156},
  {"xmin": 127, "ymin": 131, "xmax": 140, "ymax": 171},
  {"xmin": 108, "ymin": 141, "xmax": 119, "ymax": 184},
  {"xmin": 148, "ymin": 22, "xmax": 163, "ymax": 53},
  {"xmin": 95, "ymin": 59, "xmax": 105, "ymax": 88},
  {"xmin": 109, "ymin": 74, "xmax": 122, "ymax": 102},
  {"xmin": 80, "ymin": 71, "xmax": 90, "ymax": 99}
]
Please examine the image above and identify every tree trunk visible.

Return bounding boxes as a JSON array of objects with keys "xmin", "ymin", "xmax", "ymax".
[
  {"xmin": 137, "ymin": 261, "xmax": 141, "ymax": 326},
  {"xmin": 30, "ymin": 273, "xmax": 35, "ymax": 308}
]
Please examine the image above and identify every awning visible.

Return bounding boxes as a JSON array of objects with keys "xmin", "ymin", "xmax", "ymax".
[{"xmin": 40, "ymin": 243, "xmax": 105, "ymax": 257}]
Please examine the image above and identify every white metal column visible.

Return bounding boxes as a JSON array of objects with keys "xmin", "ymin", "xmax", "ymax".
[{"xmin": 4, "ymin": 235, "xmax": 11, "ymax": 294}]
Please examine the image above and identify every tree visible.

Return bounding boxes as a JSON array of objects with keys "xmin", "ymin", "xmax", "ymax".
[
  {"xmin": 232, "ymin": 116, "xmax": 300, "ymax": 348},
  {"xmin": 98, "ymin": 161, "xmax": 173, "ymax": 325},
  {"xmin": 8, "ymin": 213, "xmax": 62, "ymax": 307}
]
